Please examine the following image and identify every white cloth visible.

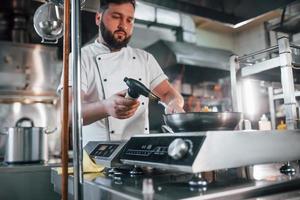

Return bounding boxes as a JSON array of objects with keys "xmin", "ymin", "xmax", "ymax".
[{"xmin": 58, "ymin": 40, "xmax": 167, "ymax": 146}]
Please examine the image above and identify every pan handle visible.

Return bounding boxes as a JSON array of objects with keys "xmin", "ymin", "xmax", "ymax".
[{"xmin": 161, "ymin": 125, "xmax": 174, "ymax": 133}]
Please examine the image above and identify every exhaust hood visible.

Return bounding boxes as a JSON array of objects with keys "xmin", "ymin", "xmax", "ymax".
[
  {"xmin": 145, "ymin": 40, "xmax": 233, "ymax": 82},
  {"xmin": 145, "ymin": 40, "xmax": 233, "ymax": 70}
]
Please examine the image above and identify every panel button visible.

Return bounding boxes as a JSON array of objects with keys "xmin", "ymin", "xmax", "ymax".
[{"xmin": 168, "ymin": 138, "xmax": 189, "ymax": 160}]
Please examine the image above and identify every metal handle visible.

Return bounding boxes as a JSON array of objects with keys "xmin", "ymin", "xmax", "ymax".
[
  {"xmin": 44, "ymin": 127, "xmax": 58, "ymax": 134},
  {"xmin": 15, "ymin": 117, "xmax": 35, "ymax": 127},
  {"xmin": 123, "ymin": 77, "xmax": 160, "ymax": 101},
  {"xmin": 41, "ymin": 38, "xmax": 59, "ymax": 44},
  {"xmin": 161, "ymin": 125, "xmax": 174, "ymax": 133}
]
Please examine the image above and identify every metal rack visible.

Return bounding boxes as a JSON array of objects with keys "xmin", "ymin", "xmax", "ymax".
[
  {"xmin": 268, "ymin": 86, "xmax": 300, "ymax": 130},
  {"xmin": 230, "ymin": 37, "xmax": 300, "ymax": 130}
]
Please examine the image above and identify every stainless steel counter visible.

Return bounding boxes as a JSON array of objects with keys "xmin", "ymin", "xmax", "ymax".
[
  {"xmin": 0, "ymin": 162, "xmax": 61, "ymax": 200},
  {"xmin": 51, "ymin": 162, "xmax": 300, "ymax": 200}
]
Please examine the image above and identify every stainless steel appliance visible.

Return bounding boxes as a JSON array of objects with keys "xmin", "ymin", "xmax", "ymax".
[
  {"xmin": 59, "ymin": 130, "xmax": 300, "ymax": 200},
  {"xmin": 85, "ymin": 130, "xmax": 300, "ymax": 173},
  {"xmin": 84, "ymin": 141, "xmax": 127, "ymax": 168},
  {"xmin": 0, "ymin": 41, "xmax": 62, "ymax": 159},
  {"xmin": 0, "ymin": 132, "xmax": 8, "ymax": 160}
]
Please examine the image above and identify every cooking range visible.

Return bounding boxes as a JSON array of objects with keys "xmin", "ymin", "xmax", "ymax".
[
  {"xmin": 86, "ymin": 130, "xmax": 300, "ymax": 173},
  {"xmin": 64, "ymin": 130, "xmax": 300, "ymax": 199}
]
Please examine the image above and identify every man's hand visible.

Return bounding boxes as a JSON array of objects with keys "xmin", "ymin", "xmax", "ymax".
[
  {"xmin": 103, "ymin": 90, "xmax": 140, "ymax": 119},
  {"xmin": 152, "ymin": 80, "xmax": 185, "ymax": 114},
  {"xmin": 165, "ymin": 99, "xmax": 185, "ymax": 114}
]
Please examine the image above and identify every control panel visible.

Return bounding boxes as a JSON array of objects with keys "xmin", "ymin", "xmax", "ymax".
[
  {"xmin": 119, "ymin": 133, "xmax": 206, "ymax": 171},
  {"xmin": 84, "ymin": 141, "xmax": 126, "ymax": 168},
  {"xmin": 90, "ymin": 144, "xmax": 119, "ymax": 158}
]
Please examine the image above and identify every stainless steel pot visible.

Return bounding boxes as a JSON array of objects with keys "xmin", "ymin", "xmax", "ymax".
[
  {"xmin": 4, "ymin": 117, "xmax": 55, "ymax": 163},
  {"xmin": 0, "ymin": 131, "xmax": 8, "ymax": 160}
]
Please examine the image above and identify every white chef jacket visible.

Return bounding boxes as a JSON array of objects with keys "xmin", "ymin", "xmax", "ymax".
[{"xmin": 58, "ymin": 40, "xmax": 167, "ymax": 146}]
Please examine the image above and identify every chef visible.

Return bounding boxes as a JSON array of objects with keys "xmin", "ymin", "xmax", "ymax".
[{"xmin": 59, "ymin": 0, "xmax": 184, "ymax": 146}]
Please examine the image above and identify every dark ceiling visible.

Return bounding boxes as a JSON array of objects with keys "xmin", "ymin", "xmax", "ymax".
[{"xmin": 141, "ymin": 0, "xmax": 297, "ymax": 25}]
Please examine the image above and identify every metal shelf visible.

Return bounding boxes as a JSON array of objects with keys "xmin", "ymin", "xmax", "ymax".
[
  {"xmin": 237, "ymin": 46, "xmax": 300, "ymax": 82},
  {"xmin": 0, "ymin": 90, "xmax": 58, "ymax": 104},
  {"xmin": 273, "ymin": 91, "xmax": 300, "ymax": 100},
  {"xmin": 230, "ymin": 37, "xmax": 299, "ymax": 130}
]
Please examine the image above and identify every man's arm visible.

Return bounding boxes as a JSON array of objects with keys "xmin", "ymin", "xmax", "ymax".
[
  {"xmin": 65, "ymin": 88, "xmax": 140, "ymax": 125},
  {"xmin": 152, "ymin": 80, "xmax": 185, "ymax": 113}
]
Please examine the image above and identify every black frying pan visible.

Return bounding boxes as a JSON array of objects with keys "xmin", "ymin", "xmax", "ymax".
[
  {"xmin": 163, "ymin": 112, "xmax": 242, "ymax": 132},
  {"xmin": 123, "ymin": 78, "xmax": 242, "ymax": 132}
]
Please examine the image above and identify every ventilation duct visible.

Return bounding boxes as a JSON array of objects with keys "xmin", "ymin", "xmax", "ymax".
[
  {"xmin": 135, "ymin": 2, "xmax": 196, "ymax": 43},
  {"xmin": 267, "ymin": 1, "xmax": 300, "ymax": 34},
  {"xmin": 145, "ymin": 40, "xmax": 233, "ymax": 82}
]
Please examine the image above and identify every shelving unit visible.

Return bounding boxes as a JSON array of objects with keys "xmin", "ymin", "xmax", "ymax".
[
  {"xmin": 268, "ymin": 87, "xmax": 300, "ymax": 129},
  {"xmin": 230, "ymin": 36, "xmax": 300, "ymax": 130}
]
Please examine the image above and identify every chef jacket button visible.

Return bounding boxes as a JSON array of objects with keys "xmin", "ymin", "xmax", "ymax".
[
  {"xmin": 138, "ymin": 78, "xmax": 142, "ymax": 81},
  {"xmin": 141, "ymin": 102, "xmax": 144, "ymax": 105},
  {"xmin": 98, "ymin": 57, "xmax": 101, "ymax": 60},
  {"xmin": 145, "ymin": 128, "xmax": 148, "ymax": 131},
  {"xmin": 103, "ymin": 78, "xmax": 107, "ymax": 82},
  {"xmin": 110, "ymin": 130, "xmax": 115, "ymax": 134},
  {"xmin": 133, "ymin": 56, "xmax": 136, "ymax": 59}
]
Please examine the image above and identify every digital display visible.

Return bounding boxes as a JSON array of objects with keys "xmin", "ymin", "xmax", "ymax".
[
  {"xmin": 99, "ymin": 145, "xmax": 108, "ymax": 151},
  {"xmin": 90, "ymin": 144, "xmax": 119, "ymax": 158}
]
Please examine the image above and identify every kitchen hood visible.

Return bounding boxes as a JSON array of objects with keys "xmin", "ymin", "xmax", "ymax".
[
  {"xmin": 145, "ymin": 40, "xmax": 233, "ymax": 82},
  {"xmin": 145, "ymin": 40, "xmax": 233, "ymax": 70}
]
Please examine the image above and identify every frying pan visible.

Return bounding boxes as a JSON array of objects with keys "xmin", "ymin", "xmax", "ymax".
[
  {"xmin": 163, "ymin": 112, "xmax": 242, "ymax": 132},
  {"xmin": 123, "ymin": 77, "xmax": 242, "ymax": 132}
]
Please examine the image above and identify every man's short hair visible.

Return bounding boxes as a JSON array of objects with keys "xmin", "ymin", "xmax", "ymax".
[{"xmin": 99, "ymin": 0, "xmax": 136, "ymax": 12}]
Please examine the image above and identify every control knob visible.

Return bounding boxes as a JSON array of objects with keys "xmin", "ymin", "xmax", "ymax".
[{"xmin": 168, "ymin": 138, "xmax": 189, "ymax": 160}]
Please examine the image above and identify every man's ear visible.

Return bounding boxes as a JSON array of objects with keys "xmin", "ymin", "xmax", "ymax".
[{"xmin": 95, "ymin": 12, "xmax": 102, "ymax": 26}]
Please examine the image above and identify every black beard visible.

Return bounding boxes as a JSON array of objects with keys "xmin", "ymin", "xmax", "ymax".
[{"xmin": 100, "ymin": 19, "xmax": 131, "ymax": 50}]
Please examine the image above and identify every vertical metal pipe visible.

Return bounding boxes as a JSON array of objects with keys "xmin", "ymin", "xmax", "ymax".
[
  {"xmin": 61, "ymin": 0, "xmax": 70, "ymax": 199},
  {"xmin": 268, "ymin": 86, "xmax": 276, "ymax": 130},
  {"xmin": 230, "ymin": 55, "xmax": 243, "ymax": 113},
  {"xmin": 71, "ymin": 0, "xmax": 83, "ymax": 199},
  {"xmin": 278, "ymin": 37, "xmax": 297, "ymax": 130}
]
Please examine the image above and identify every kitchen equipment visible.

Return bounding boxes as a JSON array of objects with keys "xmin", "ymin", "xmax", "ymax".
[
  {"xmin": 124, "ymin": 77, "xmax": 173, "ymax": 114},
  {"xmin": 85, "ymin": 130, "xmax": 300, "ymax": 173},
  {"xmin": 33, "ymin": 2, "xmax": 64, "ymax": 44},
  {"xmin": 164, "ymin": 112, "xmax": 242, "ymax": 132},
  {"xmin": 123, "ymin": 77, "xmax": 160, "ymax": 100},
  {"xmin": 4, "ymin": 117, "xmax": 55, "ymax": 163},
  {"xmin": 50, "ymin": 0, "xmax": 86, "ymax": 8},
  {"xmin": 124, "ymin": 77, "xmax": 242, "ymax": 132},
  {"xmin": 84, "ymin": 141, "xmax": 127, "ymax": 168},
  {"xmin": 0, "ymin": 131, "xmax": 8, "ymax": 160}
]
